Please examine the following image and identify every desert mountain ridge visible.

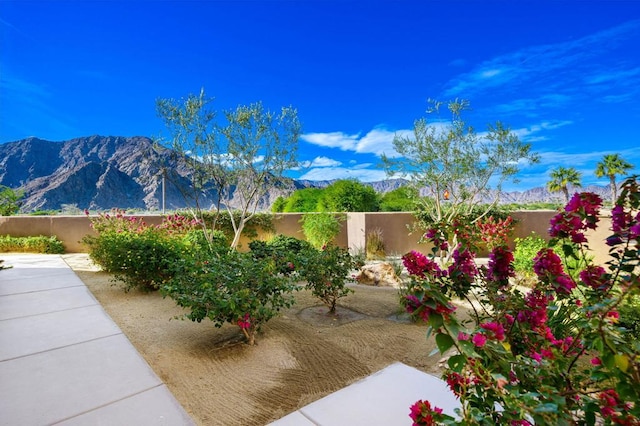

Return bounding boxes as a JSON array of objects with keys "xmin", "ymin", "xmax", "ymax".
[{"xmin": 0, "ymin": 135, "xmax": 610, "ymax": 212}]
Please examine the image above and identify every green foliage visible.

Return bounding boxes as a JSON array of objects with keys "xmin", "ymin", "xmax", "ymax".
[
  {"xmin": 0, "ymin": 185, "xmax": 24, "ymax": 216},
  {"xmin": 271, "ymin": 196, "xmax": 287, "ymax": 213},
  {"xmin": 317, "ymin": 180, "xmax": 380, "ymax": 212},
  {"xmin": 595, "ymin": 153, "xmax": 634, "ymax": 205},
  {"xmin": 0, "ymin": 235, "xmax": 65, "ymax": 254},
  {"xmin": 248, "ymin": 234, "xmax": 313, "ymax": 275},
  {"xmin": 379, "ymin": 186, "xmax": 418, "ymax": 212},
  {"xmin": 83, "ymin": 228, "xmax": 187, "ymax": 292},
  {"xmin": 83, "ymin": 210, "xmax": 203, "ymax": 292},
  {"xmin": 161, "ymin": 249, "xmax": 298, "ymax": 345},
  {"xmin": 402, "ymin": 181, "xmax": 640, "ymax": 425},
  {"xmin": 513, "ymin": 232, "xmax": 547, "ymax": 277},
  {"xmin": 199, "ymin": 210, "xmax": 274, "ymax": 244},
  {"xmin": 619, "ymin": 295, "xmax": 640, "ymax": 340},
  {"xmin": 297, "ymin": 245, "xmax": 363, "ymax": 313},
  {"xmin": 300, "ymin": 212, "xmax": 344, "ymax": 249},
  {"xmin": 547, "ymin": 166, "xmax": 582, "ymax": 203},
  {"xmin": 382, "ymin": 99, "xmax": 538, "ymax": 239},
  {"xmin": 276, "ymin": 187, "xmax": 324, "ymax": 212},
  {"xmin": 156, "ymin": 90, "xmax": 301, "ymax": 249},
  {"xmin": 29, "ymin": 210, "xmax": 59, "ymax": 216}
]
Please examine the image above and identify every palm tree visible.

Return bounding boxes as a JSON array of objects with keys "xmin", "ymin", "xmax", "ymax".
[
  {"xmin": 547, "ymin": 166, "xmax": 582, "ymax": 204},
  {"xmin": 594, "ymin": 154, "xmax": 634, "ymax": 205}
]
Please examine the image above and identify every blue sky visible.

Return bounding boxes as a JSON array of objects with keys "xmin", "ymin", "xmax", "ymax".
[{"xmin": 2, "ymin": 1, "xmax": 639, "ymax": 191}]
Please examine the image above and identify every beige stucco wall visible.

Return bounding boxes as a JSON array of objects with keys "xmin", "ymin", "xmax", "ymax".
[{"xmin": 0, "ymin": 211, "xmax": 615, "ymax": 266}]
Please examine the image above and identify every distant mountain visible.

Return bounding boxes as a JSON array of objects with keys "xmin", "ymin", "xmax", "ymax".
[{"xmin": 0, "ymin": 135, "xmax": 611, "ymax": 212}]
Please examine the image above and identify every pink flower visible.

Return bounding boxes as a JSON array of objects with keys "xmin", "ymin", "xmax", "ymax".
[
  {"xmin": 457, "ymin": 332, "xmax": 470, "ymax": 341},
  {"xmin": 579, "ymin": 265, "xmax": 609, "ymax": 291},
  {"xmin": 472, "ymin": 333, "xmax": 487, "ymax": 348},
  {"xmin": 591, "ymin": 357, "xmax": 602, "ymax": 366},
  {"xmin": 236, "ymin": 314, "xmax": 251, "ymax": 330},
  {"xmin": 409, "ymin": 399, "xmax": 443, "ymax": 426},
  {"xmin": 480, "ymin": 321, "xmax": 505, "ymax": 341}
]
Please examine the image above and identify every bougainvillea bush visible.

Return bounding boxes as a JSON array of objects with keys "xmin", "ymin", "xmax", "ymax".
[
  {"xmin": 405, "ymin": 176, "xmax": 640, "ymax": 425},
  {"xmin": 297, "ymin": 244, "xmax": 364, "ymax": 314},
  {"xmin": 83, "ymin": 210, "xmax": 199, "ymax": 291},
  {"xmin": 161, "ymin": 247, "xmax": 298, "ymax": 345}
]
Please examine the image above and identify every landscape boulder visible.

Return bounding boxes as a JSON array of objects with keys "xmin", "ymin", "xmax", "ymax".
[{"xmin": 355, "ymin": 262, "xmax": 402, "ymax": 288}]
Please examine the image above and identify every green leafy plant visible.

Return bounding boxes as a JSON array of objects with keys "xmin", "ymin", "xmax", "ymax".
[
  {"xmin": 513, "ymin": 232, "xmax": 547, "ymax": 277},
  {"xmin": 161, "ymin": 249, "xmax": 298, "ymax": 345},
  {"xmin": 0, "ymin": 235, "xmax": 65, "ymax": 253},
  {"xmin": 0, "ymin": 185, "xmax": 23, "ymax": 216},
  {"xmin": 297, "ymin": 245, "xmax": 363, "ymax": 314},
  {"xmin": 300, "ymin": 212, "xmax": 344, "ymax": 249},
  {"xmin": 83, "ymin": 210, "xmax": 199, "ymax": 292},
  {"xmin": 404, "ymin": 179, "xmax": 640, "ymax": 425},
  {"xmin": 248, "ymin": 234, "xmax": 313, "ymax": 275}
]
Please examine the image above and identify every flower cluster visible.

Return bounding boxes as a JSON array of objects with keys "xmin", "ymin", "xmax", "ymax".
[
  {"xmin": 549, "ymin": 192, "xmax": 602, "ymax": 243},
  {"xmin": 403, "ymin": 250, "xmax": 446, "ymax": 279},
  {"xmin": 409, "ymin": 400, "xmax": 445, "ymax": 426},
  {"xmin": 237, "ymin": 313, "xmax": 252, "ymax": 330},
  {"xmin": 405, "ymin": 176, "xmax": 640, "ymax": 425}
]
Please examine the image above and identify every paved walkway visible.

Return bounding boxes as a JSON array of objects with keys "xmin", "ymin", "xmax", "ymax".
[{"xmin": 0, "ymin": 254, "xmax": 194, "ymax": 426}]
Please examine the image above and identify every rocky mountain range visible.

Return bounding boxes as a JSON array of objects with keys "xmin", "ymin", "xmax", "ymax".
[{"xmin": 0, "ymin": 135, "xmax": 610, "ymax": 212}]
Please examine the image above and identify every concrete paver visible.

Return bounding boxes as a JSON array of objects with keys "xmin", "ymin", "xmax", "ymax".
[
  {"xmin": 0, "ymin": 254, "xmax": 194, "ymax": 426},
  {"xmin": 270, "ymin": 362, "xmax": 461, "ymax": 426}
]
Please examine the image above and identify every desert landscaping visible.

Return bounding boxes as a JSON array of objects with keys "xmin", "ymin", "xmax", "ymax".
[{"xmin": 64, "ymin": 254, "xmax": 442, "ymax": 426}]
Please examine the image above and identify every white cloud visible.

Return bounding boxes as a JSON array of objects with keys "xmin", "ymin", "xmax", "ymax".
[
  {"xmin": 298, "ymin": 166, "xmax": 388, "ymax": 182},
  {"xmin": 300, "ymin": 156, "xmax": 342, "ymax": 168},
  {"xmin": 300, "ymin": 132, "xmax": 358, "ymax": 151},
  {"xmin": 301, "ymin": 127, "xmax": 408, "ymax": 158}
]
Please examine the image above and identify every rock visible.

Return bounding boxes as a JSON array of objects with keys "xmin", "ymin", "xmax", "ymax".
[{"xmin": 356, "ymin": 262, "xmax": 402, "ymax": 288}]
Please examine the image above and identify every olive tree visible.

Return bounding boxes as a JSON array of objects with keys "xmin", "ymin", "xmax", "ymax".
[
  {"xmin": 0, "ymin": 185, "xmax": 23, "ymax": 216},
  {"xmin": 156, "ymin": 89, "xmax": 301, "ymax": 249},
  {"xmin": 382, "ymin": 99, "xmax": 539, "ymax": 260}
]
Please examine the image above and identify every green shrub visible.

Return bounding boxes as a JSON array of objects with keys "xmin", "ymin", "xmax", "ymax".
[
  {"xmin": 249, "ymin": 234, "xmax": 313, "ymax": 275},
  {"xmin": 161, "ymin": 249, "xmax": 298, "ymax": 345},
  {"xmin": 513, "ymin": 232, "xmax": 547, "ymax": 277},
  {"xmin": 82, "ymin": 210, "xmax": 203, "ymax": 292},
  {"xmin": 300, "ymin": 212, "xmax": 344, "ymax": 249},
  {"xmin": 619, "ymin": 295, "xmax": 640, "ymax": 340},
  {"xmin": 0, "ymin": 235, "xmax": 65, "ymax": 254},
  {"xmin": 83, "ymin": 228, "xmax": 186, "ymax": 292},
  {"xmin": 297, "ymin": 245, "xmax": 363, "ymax": 313}
]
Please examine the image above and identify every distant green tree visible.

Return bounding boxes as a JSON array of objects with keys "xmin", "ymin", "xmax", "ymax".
[
  {"xmin": 0, "ymin": 186, "xmax": 23, "ymax": 216},
  {"xmin": 282, "ymin": 187, "xmax": 324, "ymax": 212},
  {"xmin": 317, "ymin": 180, "xmax": 380, "ymax": 212},
  {"xmin": 379, "ymin": 186, "xmax": 419, "ymax": 211},
  {"xmin": 594, "ymin": 153, "xmax": 634, "ymax": 205},
  {"xmin": 271, "ymin": 196, "xmax": 287, "ymax": 213},
  {"xmin": 547, "ymin": 166, "xmax": 582, "ymax": 203}
]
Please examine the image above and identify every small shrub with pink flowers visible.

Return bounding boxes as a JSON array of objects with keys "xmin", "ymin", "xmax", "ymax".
[{"xmin": 404, "ymin": 176, "xmax": 640, "ymax": 425}]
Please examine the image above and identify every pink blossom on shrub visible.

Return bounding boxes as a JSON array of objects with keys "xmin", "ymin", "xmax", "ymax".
[
  {"xmin": 402, "ymin": 250, "xmax": 444, "ymax": 278},
  {"xmin": 480, "ymin": 321, "xmax": 505, "ymax": 341},
  {"xmin": 486, "ymin": 246, "xmax": 515, "ymax": 287},
  {"xmin": 579, "ymin": 265, "xmax": 609, "ymax": 291},
  {"xmin": 409, "ymin": 399, "xmax": 444, "ymax": 426},
  {"xmin": 237, "ymin": 314, "xmax": 251, "ymax": 330},
  {"xmin": 472, "ymin": 333, "xmax": 487, "ymax": 347}
]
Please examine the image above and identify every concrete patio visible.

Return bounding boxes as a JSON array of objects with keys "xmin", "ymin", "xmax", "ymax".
[{"xmin": 0, "ymin": 254, "xmax": 194, "ymax": 425}]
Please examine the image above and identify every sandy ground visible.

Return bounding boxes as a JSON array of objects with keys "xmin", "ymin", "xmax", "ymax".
[{"xmin": 63, "ymin": 254, "xmax": 442, "ymax": 426}]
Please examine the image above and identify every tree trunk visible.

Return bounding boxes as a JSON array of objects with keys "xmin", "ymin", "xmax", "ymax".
[{"xmin": 610, "ymin": 176, "xmax": 617, "ymax": 205}]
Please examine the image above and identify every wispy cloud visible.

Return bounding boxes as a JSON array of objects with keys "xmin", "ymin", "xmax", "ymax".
[
  {"xmin": 298, "ymin": 166, "xmax": 387, "ymax": 182},
  {"xmin": 300, "ymin": 156, "xmax": 342, "ymax": 168},
  {"xmin": 301, "ymin": 128, "xmax": 408, "ymax": 158},
  {"xmin": 443, "ymin": 20, "xmax": 640, "ymax": 110}
]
